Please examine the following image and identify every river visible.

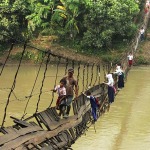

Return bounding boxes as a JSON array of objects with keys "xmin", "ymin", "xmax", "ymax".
[
  {"xmin": 72, "ymin": 66, "xmax": 150, "ymax": 150},
  {"xmin": 0, "ymin": 64, "xmax": 104, "ymax": 127},
  {"xmin": 0, "ymin": 65, "xmax": 150, "ymax": 150}
]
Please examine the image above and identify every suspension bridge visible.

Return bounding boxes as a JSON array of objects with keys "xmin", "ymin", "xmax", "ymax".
[
  {"xmin": 0, "ymin": 38, "xmax": 130, "ymax": 150},
  {"xmin": 0, "ymin": 8, "xmax": 149, "ymax": 149}
]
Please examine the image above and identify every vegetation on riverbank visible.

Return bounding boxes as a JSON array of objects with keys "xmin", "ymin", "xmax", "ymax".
[
  {"xmin": 134, "ymin": 21, "xmax": 150, "ymax": 65},
  {"xmin": 0, "ymin": 0, "xmax": 147, "ymax": 64}
]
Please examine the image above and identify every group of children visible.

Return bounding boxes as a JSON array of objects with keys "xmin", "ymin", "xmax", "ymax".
[
  {"xmin": 52, "ymin": 53, "xmax": 133, "ymax": 122},
  {"xmin": 104, "ymin": 52, "xmax": 133, "ymax": 104}
]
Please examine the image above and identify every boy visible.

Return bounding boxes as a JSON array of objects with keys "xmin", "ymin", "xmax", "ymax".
[
  {"xmin": 127, "ymin": 52, "xmax": 133, "ymax": 67},
  {"xmin": 52, "ymin": 79, "xmax": 67, "ymax": 118},
  {"xmin": 85, "ymin": 91, "xmax": 99, "ymax": 122}
]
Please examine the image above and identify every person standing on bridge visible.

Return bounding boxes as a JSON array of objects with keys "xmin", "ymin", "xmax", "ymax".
[
  {"xmin": 51, "ymin": 79, "xmax": 67, "ymax": 118},
  {"xmin": 62, "ymin": 68, "xmax": 78, "ymax": 118},
  {"xmin": 113, "ymin": 65, "xmax": 124, "ymax": 90},
  {"xmin": 127, "ymin": 52, "xmax": 133, "ymax": 67},
  {"xmin": 139, "ymin": 27, "xmax": 145, "ymax": 41},
  {"xmin": 104, "ymin": 73, "xmax": 115, "ymax": 104}
]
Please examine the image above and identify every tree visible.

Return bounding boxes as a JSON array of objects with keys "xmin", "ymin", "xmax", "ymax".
[
  {"xmin": 81, "ymin": 0, "xmax": 139, "ymax": 51},
  {"xmin": 0, "ymin": 0, "xmax": 30, "ymax": 42},
  {"xmin": 26, "ymin": 0, "xmax": 58, "ymax": 34},
  {"xmin": 51, "ymin": 0, "xmax": 87, "ymax": 41}
]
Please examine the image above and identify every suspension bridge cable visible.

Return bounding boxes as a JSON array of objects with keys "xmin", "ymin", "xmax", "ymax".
[
  {"xmin": 1, "ymin": 43, "xmax": 27, "ymax": 127},
  {"xmin": 98, "ymin": 65, "xmax": 101, "ymax": 84},
  {"xmin": 21, "ymin": 52, "xmax": 46, "ymax": 119},
  {"xmin": 103, "ymin": 64, "xmax": 106, "ymax": 82},
  {"xmin": 93, "ymin": 65, "xmax": 99, "ymax": 86},
  {"xmin": 89, "ymin": 63, "xmax": 95, "ymax": 87},
  {"xmin": 0, "ymin": 33, "xmax": 61, "ymax": 60},
  {"xmin": 49, "ymin": 57, "xmax": 61, "ymax": 107},
  {"xmin": 0, "ymin": 90, "xmax": 54, "ymax": 105},
  {"xmin": 0, "ymin": 43, "xmax": 14, "ymax": 76},
  {"xmin": 35, "ymin": 52, "xmax": 51, "ymax": 113},
  {"xmin": 82, "ymin": 64, "xmax": 86, "ymax": 92},
  {"xmin": 86, "ymin": 63, "xmax": 89, "ymax": 89},
  {"xmin": 76, "ymin": 61, "xmax": 81, "ymax": 92},
  {"xmin": 72, "ymin": 60, "xmax": 75, "ymax": 69},
  {"xmin": 64, "ymin": 58, "xmax": 69, "ymax": 75}
]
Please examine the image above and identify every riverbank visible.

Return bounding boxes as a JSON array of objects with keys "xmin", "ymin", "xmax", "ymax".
[
  {"xmin": 0, "ymin": 42, "xmax": 102, "ymax": 65},
  {"xmin": 1, "ymin": 23, "xmax": 150, "ymax": 66},
  {"xmin": 135, "ymin": 39, "xmax": 150, "ymax": 65},
  {"xmin": 0, "ymin": 39, "xmax": 127, "ymax": 66}
]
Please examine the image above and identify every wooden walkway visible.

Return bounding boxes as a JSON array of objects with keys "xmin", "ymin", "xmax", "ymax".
[{"xmin": 0, "ymin": 84, "xmax": 110, "ymax": 150}]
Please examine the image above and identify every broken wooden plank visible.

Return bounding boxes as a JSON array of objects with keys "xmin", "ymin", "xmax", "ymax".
[
  {"xmin": 0, "ymin": 130, "xmax": 47, "ymax": 150},
  {"xmin": 24, "ymin": 101, "xmax": 90, "ymax": 147},
  {"xmin": 0, "ymin": 126, "xmax": 43, "ymax": 146},
  {"xmin": 1, "ymin": 126, "xmax": 17, "ymax": 134}
]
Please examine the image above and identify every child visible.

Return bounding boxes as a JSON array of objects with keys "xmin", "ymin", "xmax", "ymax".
[
  {"xmin": 113, "ymin": 65, "xmax": 124, "ymax": 89},
  {"xmin": 139, "ymin": 27, "xmax": 145, "ymax": 41},
  {"xmin": 104, "ymin": 73, "xmax": 115, "ymax": 103},
  {"xmin": 52, "ymin": 79, "xmax": 67, "ymax": 118},
  {"xmin": 85, "ymin": 91, "xmax": 99, "ymax": 122},
  {"xmin": 127, "ymin": 52, "xmax": 133, "ymax": 67}
]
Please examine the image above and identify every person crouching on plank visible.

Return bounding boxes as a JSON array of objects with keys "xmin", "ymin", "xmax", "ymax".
[{"xmin": 84, "ymin": 91, "xmax": 99, "ymax": 122}]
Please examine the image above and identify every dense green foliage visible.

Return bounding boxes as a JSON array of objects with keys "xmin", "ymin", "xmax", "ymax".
[{"xmin": 0, "ymin": 0, "xmax": 141, "ymax": 51}]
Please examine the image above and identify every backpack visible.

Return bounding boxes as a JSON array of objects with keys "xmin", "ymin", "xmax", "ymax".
[{"xmin": 94, "ymin": 97, "xmax": 100, "ymax": 107}]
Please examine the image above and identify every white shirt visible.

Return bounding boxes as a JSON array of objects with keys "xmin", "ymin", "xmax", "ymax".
[
  {"xmin": 140, "ymin": 29, "xmax": 145, "ymax": 34},
  {"xmin": 146, "ymin": 1, "xmax": 150, "ymax": 7},
  {"xmin": 127, "ymin": 55, "xmax": 133, "ymax": 60},
  {"xmin": 54, "ymin": 85, "xmax": 66, "ymax": 96},
  {"xmin": 106, "ymin": 74, "xmax": 114, "ymax": 86}
]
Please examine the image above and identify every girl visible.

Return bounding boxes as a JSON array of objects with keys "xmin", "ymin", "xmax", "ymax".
[
  {"xmin": 114, "ymin": 65, "xmax": 124, "ymax": 89},
  {"xmin": 104, "ymin": 73, "xmax": 115, "ymax": 104},
  {"xmin": 52, "ymin": 79, "xmax": 67, "ymax": 118}
]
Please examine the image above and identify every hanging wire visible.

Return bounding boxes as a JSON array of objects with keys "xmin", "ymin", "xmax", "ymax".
[
  {"xmin": 35, "ymin": 52, "xmax": 51, "ymax": 113},
  {"xmin": 1, "ymin": 43, "xmax": 27, "ymax": 127},
  {"xmin": 89, "ymin": 63, "xmax": 95, "ymax": 87},
  {"xmin": 86, "ymin": 63, "xmax": 89, "ymax": 89},
  {"xmin": 76, "ymin": 61, "xmax": 81, "ymax": 92},
  {"xmin": 98, "ymin": 65, "xmax": 101, "ymax": 84},
  {"xmin": 103, "ymin": 64, "xmax": 106, "ymax": 82},
  {"xmin": 82, "ymin": 64, "xmax": 86, "ymax": 92},
  {"xmin": 49, "ymin": 57, "xmax": 61, "ymax": 107},
  {"xmin": 72, "ymin": 60, "xmax": 75, "ymax": 69},
  {"xmin": 64, "ymin": 58, "xmax": 69, "ymax": 75},
  {"xmin": 93, "ymin": 65, "xmax": 99, "ymax": 86},
  {"xmin": 107, "ymin": 63, "xmax": 110, "ymax": 73},
  {"xmin": 0, "ymin": 43, "xmax": 14, "ymax": 76},
  {"xmin": 21, "ymin": 52, "xmax": 46, "ymax": 119}
]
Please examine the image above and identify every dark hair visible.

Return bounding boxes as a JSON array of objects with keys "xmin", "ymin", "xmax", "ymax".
[
  {"xmin": 60, "ymin": 79, "xmax": 66, "ymax": 85},
  {"xmin": 68, "ymin": 68, "xmax": 74, "ymax": 73},
  {"xmin": 117, "ymin": 63, "xmax": 121, "ymax": 66},
  {"xmin": 86, "ymin": 91, "xmax": 91, "ymax": 96}
]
